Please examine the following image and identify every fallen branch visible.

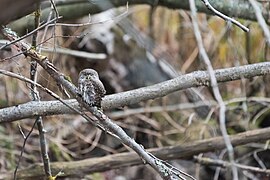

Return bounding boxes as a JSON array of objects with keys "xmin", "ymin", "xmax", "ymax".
[{"xmin": 1, "ymin": 127, "xmax": 270, "ymax": 179}]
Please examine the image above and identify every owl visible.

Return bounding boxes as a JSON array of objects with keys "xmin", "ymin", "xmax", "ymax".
[{"xmin": 78, "ymin": 69, "xmax": 106, "ymax": 108}]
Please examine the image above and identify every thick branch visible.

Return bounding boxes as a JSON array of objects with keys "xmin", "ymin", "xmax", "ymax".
[
  {"xmin": 2, "ymin": 127, "xmax": 270, "ymax": 179},
  {"xmin": 9, "ymin": 0, "xmax": 264, "ymax": 35},
  {"xmin": 1, "ymin": 62, "xmax": 270, "ymax": 122},
  {"xmin": 0, "ymin": 0, "xmax": 45, "ymax": 25}
]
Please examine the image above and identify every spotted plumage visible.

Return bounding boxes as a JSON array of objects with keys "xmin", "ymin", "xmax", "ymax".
[{"xmin": 78, "ymin": 69, "xmax": 106, "ymax": 108}]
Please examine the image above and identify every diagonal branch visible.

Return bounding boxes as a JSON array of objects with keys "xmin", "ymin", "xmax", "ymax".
[
  {"xmin": 1, "ymin": 28, "xmax": 192, "ymax": 179},
  {"xmin": 248, "ymin": 0, "xmax": 270, "ymax": 45},
  {"xmin": 200, "ymin": 0, "xmax": 249, "ymax": 32},
  {"xmin": 189, "ymin": 0, "xmax": 238, "ymax": 178}
]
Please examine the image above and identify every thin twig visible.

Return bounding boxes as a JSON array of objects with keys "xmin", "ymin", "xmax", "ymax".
[
  {"xmin": 40, "ymin": 47, "xmax": 107, "ymax": 60},
  {"xmin": 54, "ymin": 2, "xmax": 129, "ymax": 27},
  {"xmin": 13, "ymin": 120, "xmax": 38, "ymax": 180},
  {"xmin": 189, "ymin": 0, "xmax": 238, "ymax": 179},
  {"xmin": 200, "ymin": 0, "xmax": 249, "ymax": 32},
  {"xmin": 194, "ymin": 156, "xmax": 270, "ymax": 175},
  {"xmin": 249, "ymin": 0, "xmax": 270, "ymax": 45},
  {"xmin": 30, "ymin": 3, "xmax": 53, "ymax": 178},
  {"xmin": 49, "ymin": 0, "xmax": 59, "ymax": 18},
  {"xmin": 0, "ymin": 17, "xmax": 60, "ymax": 50},
  {"xmin": 38, "ymin": 0, "xmax": 55, "ymax": 54}
]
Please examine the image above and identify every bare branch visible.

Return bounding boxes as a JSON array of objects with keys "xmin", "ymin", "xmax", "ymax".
[
  {"xmin": 40, "ymin": 47, "xmax": 107, "ymax": 60},
  {"xmin": 1, "ymin": 28, "xmax": 191, "ymax": 179},
  {"xmin": 0, "ymin": 17, "xmax": 60, "ymax": 50},
  {"xmin": 200, "ymin": 0, "xmax": 249, "ymax": 32},
  {"xmin": 14, "ymin": 120, "xmax": 38, "ymax": 180},
  {"xmin": 248, "ymin": 0, "xmax": 270, "ymax": 45},
  {"xmin": 27, "ymin": 4, "xmax": 53, "ymax": 179},
  {"xmin": 8, "ymin": 0, "xmax": 266, "ymax": 35},
  {"xmin": 194, "ymin": 156, "xmax": 270, "ymax": 175},
  {"xmin": 2, "ymin": 127, "xmax": 270, "ymax": 179},
  {"xmin": 1, "ymin": 62, "xmax": 270, "ymax": 122},
  {"xmin": 189, "ymin": 0, "xmax": 239, "ymax": 178}
]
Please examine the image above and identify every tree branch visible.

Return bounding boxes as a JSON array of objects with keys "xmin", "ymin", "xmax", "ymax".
[
  {"xmin": 1, "ymin": 28, "xmax": 191, "ymax": 179},
  {"xmin": 194, "ymin": 156, "xmax": 270, "ymax": 175},
  {"xmin": 190, "ymin": 0, "xmax": 238, "ymax": 178},
  {"xmin": 1, "ymin": 62, "xmax": 270, "ymax": 122},
  {"xmin": 1, "ymin": 126, "xmax": 270, "ymax": 179},
  {"xmin": 0, "ymin": 0, "xmax": 45, "ymax": 25},
  {"xmin": 9, "ymin": 0, "xmax": 264, "ymax": 35}
]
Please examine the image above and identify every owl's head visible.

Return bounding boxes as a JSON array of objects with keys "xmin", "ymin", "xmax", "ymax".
[{"xmin": 79, "ymin": 69, "xmax": 99, "ymax": 80}]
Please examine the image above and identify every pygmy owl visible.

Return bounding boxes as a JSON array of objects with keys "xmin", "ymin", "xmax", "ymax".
[{"xmin": 78, "ymin": 69, "xmax": 106, "ymax": 108}]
